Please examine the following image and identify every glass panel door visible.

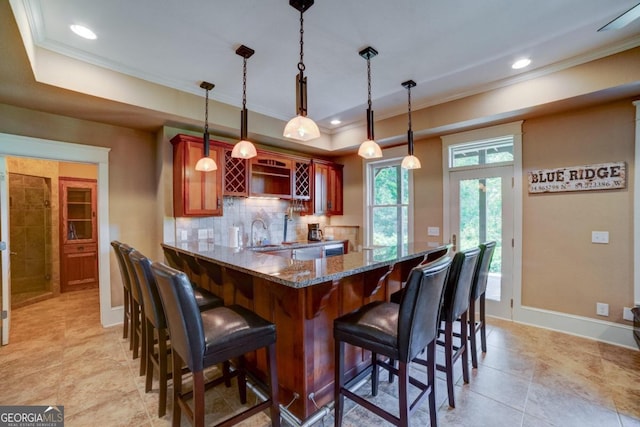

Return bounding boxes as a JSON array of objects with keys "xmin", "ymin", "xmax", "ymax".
[{"xmin": 450, "ymin": 165, "xmax": 513, "ymax": 319}]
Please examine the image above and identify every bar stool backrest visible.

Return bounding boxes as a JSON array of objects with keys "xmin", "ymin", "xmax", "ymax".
[
  {"xmin": 471, "ymin": 241, "xmax": 496, "ymax": 300},
  {"xmin": 151, "ymin": 261, "xmax": 205, "ymax": 372},
  {"xmin": 118, "ymin": 243, "xmax": 143, "ymax": 304},
  {"xmin": 129, "ymin": 250, "xmax": 166, "ymax": 329},
  {"xmin": 397, "ymin": 256, "xmax": 452, "ymax": 362},
  {"xmin": 111, "ymin": 241, "xmax": 131, "ymax": 292},
  {"xmin": 441, "ymin": 248, "xmax": 481, "ymax": 323}
]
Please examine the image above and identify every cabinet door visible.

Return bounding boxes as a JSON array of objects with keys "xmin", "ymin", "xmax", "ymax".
[
  {"xmin": 313, "ymin": 162, "xmax": 329, "ymax": 215},
  {"xmin": 171, "ymin": 135, "xmax": 223, "ymax": 217},
  {"xmin": 327, "ymin": 164, "xmax": 343, "ymax": 216},
  {"xmin": 61, "ymin": 244, "xmax": 98, "ymax": 291},
  {"xmin": 60, "ymin": 179, "xmax": 97, "ymax": 245}
]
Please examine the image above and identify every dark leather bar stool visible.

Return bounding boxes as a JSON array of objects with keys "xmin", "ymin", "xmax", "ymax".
[
  {"xmin": 118, "ymin": 242, "xmax": 148, "ymax": 376},
  {"xmin": 151, "ymin": 262, "xmax": 280, "ymax": 427},
  {"xmin": 436, "ymin": 247, "xmax": 480, "ymax": 408},
  {"xmin": 162, "ymin": 246, "xmax": 222, "ymax": 311},
  {"xmin": 387, "ymin": 245, "xmax": 450, "ymax": 384},
  {"xmin": 467, "ymin": 241, "xmax": 496, "ymax": 368},
  {"xmin": 129, "ymin": 250, "xmax": 226, "ymax": 418},
  {"xmin": 128, "ymin": 249, "xmax": 171, "ymax": 416},
  {"xmin": 111, "ymin": 240, "xmax": 132, "ymax": 341},
  {"xmin": 112, "ymin": 241, "xmax": 145, "ymax": 373},
  {"xmin": 334, "ymin": 257, "xmax": 452, "ymax": 427}
]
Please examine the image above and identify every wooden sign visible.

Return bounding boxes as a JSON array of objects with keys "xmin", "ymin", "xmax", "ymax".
[{"xmin": 528, "ymin": 161, "xmax": 626, "ymax": 193}]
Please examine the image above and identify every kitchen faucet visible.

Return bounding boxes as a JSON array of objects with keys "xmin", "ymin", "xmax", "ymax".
[{"xmin": 251, "ymin": 218, "xmax": 267, "ymax": 246}]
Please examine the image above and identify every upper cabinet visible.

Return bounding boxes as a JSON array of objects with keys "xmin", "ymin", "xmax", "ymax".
[
  {"xmin": 171, "ymin": 134, "xmax": 223, "ymax": 217},
  {"xmin": 170, "ymin": 134, "xmax": 343, "ymax": 216},
  {"xmin": 312, "ymin": 160, "xmax": 343, "ymax": 216},
  {"xmin": 249, "ymin": 153, "xmax": 293, "ymax": 198},
  {"xmin": 222, "ymin": 146, "xmax": 249, "ymax": 197}
]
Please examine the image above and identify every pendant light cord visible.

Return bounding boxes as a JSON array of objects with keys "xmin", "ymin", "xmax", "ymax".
[
  {"xmin": 242, "ymin": 57, "xmax": 247, "ymax": 110},
  {"xmin": 298, "ymin": 10, "xmax": 305, "ymax": 72}
]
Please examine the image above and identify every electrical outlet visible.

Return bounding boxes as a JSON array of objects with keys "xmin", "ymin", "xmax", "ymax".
[
  {"xmin": 623, "ymin": 307, "xmax": 634, "ymax": 321},
  {"xmin": 427, "ymin": 226, "xmax": 440, "ymax": 236},
  {"xmin": 179, "ymin": 230, "xmax": 188, "ymax": 241},
  {"xmin": 197, "ymin": 229, "xmax": 207, "ymax": 240},
  {"xmin": 591, "ymin": 231, "xmax": 609, "ymax": 244},
  {"xmin": 207, "ymin": 229, "xmax": 214, "ymax": 239},
  {"xmin": 596, "ymin": 302, "xmax": 609, "ymax": 316}
]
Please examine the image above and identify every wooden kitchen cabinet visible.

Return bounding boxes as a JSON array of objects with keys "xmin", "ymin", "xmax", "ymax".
[
  {"xmin": 59, "ymin": 177, "xmax": 98, "ymax": 292},
  {"xmin": 312, "ymin": 160, "xmax": 343, "ymax": 216},
  {"xmin": 171, "ymin": 134, "xmax": 223, "ymax": 217},
  {"xmin": 250, "ymin": 153, "xmax": 293, "ymax": 198},
  {"xmin": 222, "ymin": 145, "xmax": 249, "ymax": 197}
]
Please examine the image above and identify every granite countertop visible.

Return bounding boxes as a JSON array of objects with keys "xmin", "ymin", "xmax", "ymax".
[{"xmin": 163, "ymin": 241, "xmax": 448, "ymax": 289}]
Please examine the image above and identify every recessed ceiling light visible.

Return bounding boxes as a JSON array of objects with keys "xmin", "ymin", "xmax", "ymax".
[
  {"xmin": 330, "ymin": 119, "xmax": 341, "ymax": 125},
  {"xmin": 512, "ymin": 58, "xmax": 531, "ymax": 70},
  {"xmin": 70, "ymin": 24, "xmax": 97, "ymax": 40}
]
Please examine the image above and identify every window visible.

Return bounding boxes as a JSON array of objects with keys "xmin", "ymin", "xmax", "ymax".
[
  {"xmin": 367, "ymin": 159, "xmax": 412, "ymax": 246},
  {"xmin": 449, "ymin": 136, "xmax": 513, "ymax": 168}
]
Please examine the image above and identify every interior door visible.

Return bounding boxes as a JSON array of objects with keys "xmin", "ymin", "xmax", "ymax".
[
  {"xmin": 0, "ymin": 157, "xmax": 10, "ymax": 344},
  {"xmin": 450, "ymin": 165, "xmax": 514, "ymax": 319}
]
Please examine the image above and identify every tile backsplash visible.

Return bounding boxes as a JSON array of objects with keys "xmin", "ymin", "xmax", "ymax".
[{"xmin": 175, "ymin": 197, "xmax": 330, "ymax": 247}]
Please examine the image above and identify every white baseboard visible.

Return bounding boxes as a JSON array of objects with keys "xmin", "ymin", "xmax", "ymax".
[
  {"xmin": 509, "ymin": 305, "xmax": 637, "ymax": 350},
  {"xmin": 101, "ymin": 305, "xmax": 124, "ymax": 328}
]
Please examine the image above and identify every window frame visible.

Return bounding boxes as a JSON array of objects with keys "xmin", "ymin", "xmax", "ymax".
[{"xmin": 365, "ymin": 155, "xmax": 415, "ymax": 247}]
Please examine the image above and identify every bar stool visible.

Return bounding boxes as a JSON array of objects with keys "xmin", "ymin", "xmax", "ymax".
[
  {"xmin": 118, "ymin": 242, "xmax": 148, "ymax": 376},
  {"xmin": 110, "ymin": 241, "xmax": 132, "ymax": 341},
  {"xmin": 150, "ymin": 262, "xmax": 280, "ymax": 427},
  {"xmin": 111, "ymin": 241, "xmax": 144, "ymax": 373},
  {"xmin": 468, "ymin": 241, "xmax": 496, "ymax": 368},
  {"xmin": 129, "ymin": 250, "xmax": 227, "ymax": 418},
  {"xmin": 334, "ymin": 257, "xmax": 452, "ymax": 427},
  {"xmin": 435, "ymin": 247, "xmax": 480, "ymax": 408}
]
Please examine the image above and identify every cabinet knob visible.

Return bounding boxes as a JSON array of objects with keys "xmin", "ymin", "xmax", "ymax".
[{"xmin": 77, "ymin": 246, "xmax": 84, "ymax": 251}]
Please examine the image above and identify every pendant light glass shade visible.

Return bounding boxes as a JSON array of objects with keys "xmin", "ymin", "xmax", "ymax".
[
  {"xmin": 358, "ymin": 47, "xmax": 382, "ymax": 159},
  {"xmin": 195, "ymin": 82, "xmax": 218, "ymax": 172},
  {"xmin": 401, "ymin": 79, "xmax": 421, "ymax": 170},
  {"xmin": 195, "ymin": 157, "xmax": 217, "ymax": 171},
  {"xmin": 232, "ymin": 45, "xmax": 258, "ymax": 159},
  {"xmin": 284, "ymin": 0, "xmax": 320, "ymax": 142},
  {"xmin": 231, "ymin": 139, "xmax": 257, "ymax": 158},
  {"xmin": 358, "ymin": 139, "xmax": 383, "ymax": 159},
  {"xmin": 284, "ymin": 114, "xmax": 320, "ymax": 141},
  {"xmin": 401, "ymin": 155, "xmax": 421, "ymax": 169}
]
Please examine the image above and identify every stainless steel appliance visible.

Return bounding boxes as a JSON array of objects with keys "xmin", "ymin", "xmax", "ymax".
[{"xmin": 307, "ymin": 223, "xmax": 323, "ymax": 241}]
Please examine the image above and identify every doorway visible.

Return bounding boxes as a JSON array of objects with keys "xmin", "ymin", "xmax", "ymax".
[
  {"xmin": 442, "ymin": 121, "xmax": 523, "ymax": 321},
  {"xmin": 0, "ymin": 132, "xmax": 115, "ymax": 346},
  {"xmin": 449, "ymin": 165, "xmax": 514, "ymax": 319}
]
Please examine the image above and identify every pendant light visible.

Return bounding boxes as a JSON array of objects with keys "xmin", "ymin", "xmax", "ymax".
[
  {"xmin": 283, "ymin": 0, "xmax": 320, "ymax": 142},
  {"xmin": 357, "ymin": 46, "xmax": 383, "ymax": 159},
  {"xmin": 195, "ymin": 81, "xmax": 218, "ymax": 172},
  {"xmin": 231, "ymin": 45, "xmax": 258, "ymax": 159},
  {"xmin": 401, "ymin": 80, "xmax": 421, "ymax": 170}
]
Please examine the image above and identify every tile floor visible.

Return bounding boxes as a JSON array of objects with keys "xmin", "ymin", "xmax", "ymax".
[{"xmin": 1, "ymin": 288, "xmax": 639, "ymax": 427}]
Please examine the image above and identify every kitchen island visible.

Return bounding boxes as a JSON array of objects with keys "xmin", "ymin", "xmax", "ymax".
[{"xmin": 162, "ymin": 241, "xmax": 449, "ymax": 424}]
